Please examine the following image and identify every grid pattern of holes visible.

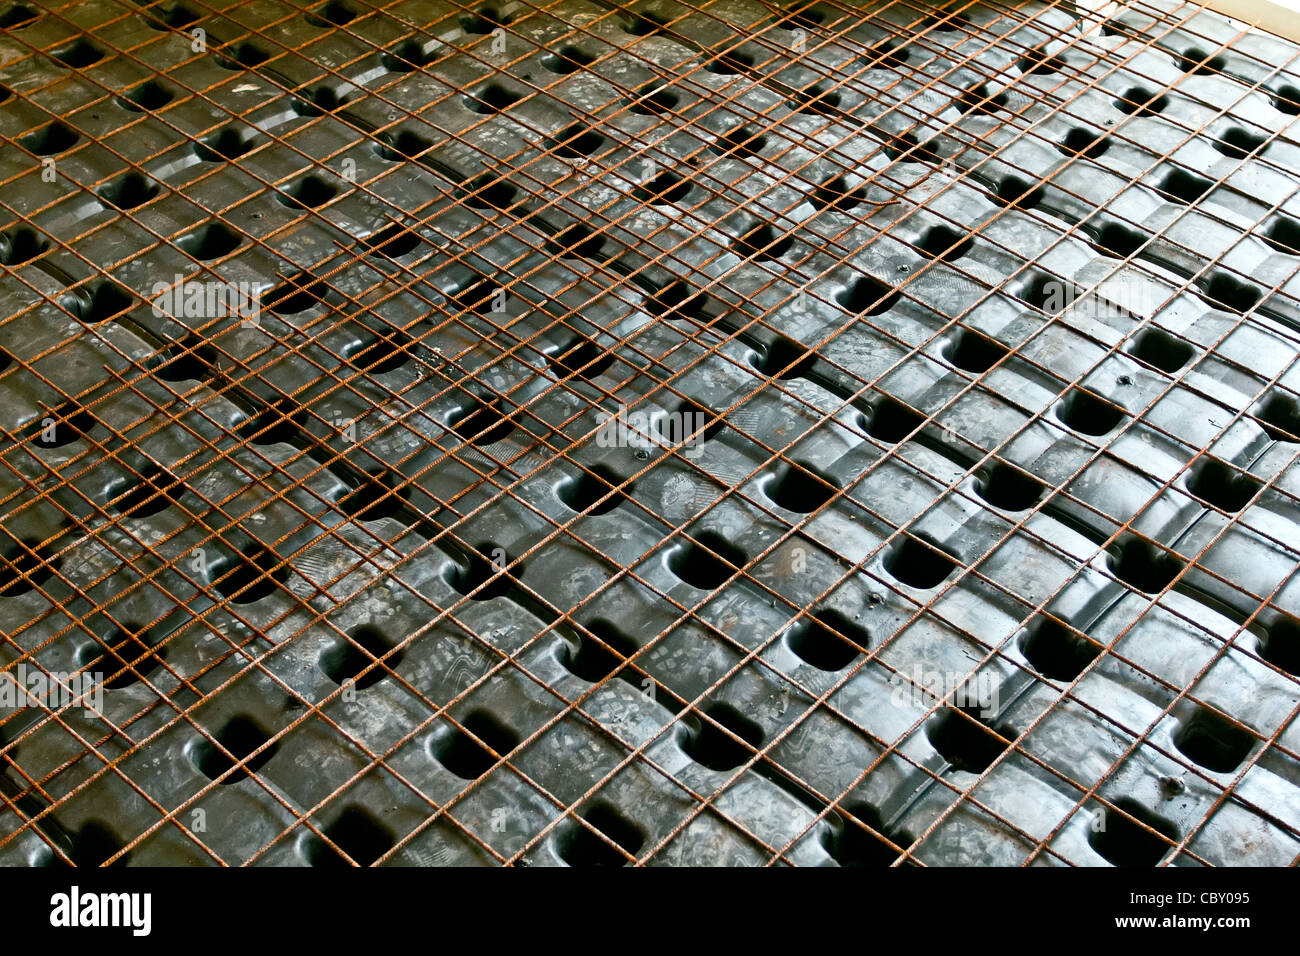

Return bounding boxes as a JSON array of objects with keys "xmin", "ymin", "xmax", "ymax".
[{"xmin": 0, "ymin": 0, "xmax": 1294, "ymax": 869}]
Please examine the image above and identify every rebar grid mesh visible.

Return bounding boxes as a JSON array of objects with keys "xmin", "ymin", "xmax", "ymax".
[{"xmin": 0, "ymin": 0, "xmax": 1297, "ymax": 867}]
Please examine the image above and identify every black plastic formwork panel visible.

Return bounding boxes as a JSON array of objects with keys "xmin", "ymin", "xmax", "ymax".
[{"xmin": 0, "ymin": 0, "xmax": 1297, "ymax": 867}]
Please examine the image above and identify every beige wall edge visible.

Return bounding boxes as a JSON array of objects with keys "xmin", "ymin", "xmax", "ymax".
[{"xmin": 1200, "ymin": 0, "xmax": 1300, "ymax": 44}]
